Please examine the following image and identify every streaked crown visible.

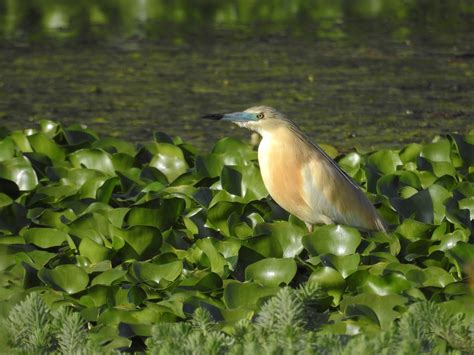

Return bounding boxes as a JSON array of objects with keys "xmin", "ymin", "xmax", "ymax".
[{"xmin": 244, "ymin": 106, "xmax": 287, "ymax": 121}]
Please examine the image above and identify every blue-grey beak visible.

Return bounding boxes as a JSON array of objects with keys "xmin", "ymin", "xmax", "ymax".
[{"xmin": 201, "ymin": 112, "xmax": 257, "ymax": 122}]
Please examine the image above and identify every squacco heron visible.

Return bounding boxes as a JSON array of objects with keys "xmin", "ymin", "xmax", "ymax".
[{"xmin": 202, "ymin": 106, "xmax": 385, "ymax": 232}]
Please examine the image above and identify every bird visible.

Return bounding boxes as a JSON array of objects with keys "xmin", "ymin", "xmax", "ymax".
[{"xmin": 202, "ymin": 106, "xmax": 386, "ymax": 232}]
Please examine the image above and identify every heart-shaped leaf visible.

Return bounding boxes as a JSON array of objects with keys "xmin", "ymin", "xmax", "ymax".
[
  {"xmin": 38, "ymin": 264, "xmax": 89, "ymax": 294},
  {"xmin": 23, "ymin": 228, "xmax": 68, "ymax": 248},
  {"xmin": 245, "ymin": 258, "xmax": 297, "ymax": 287},
  {"xmin": 303, "ymin": 225, "xmax": 361, "ymax": 256}
]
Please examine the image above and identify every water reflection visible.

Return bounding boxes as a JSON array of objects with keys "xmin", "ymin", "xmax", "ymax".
[
  {"xmin": 0, "ymin": 1, "xmax": 473, "ymax": 151},
  {"xmin": 1, "ymin": 0, "xmax": 473, "ymax": 41}
]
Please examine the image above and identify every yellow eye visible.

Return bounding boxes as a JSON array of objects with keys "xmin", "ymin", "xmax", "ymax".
[{"xmin": 257, "ymin": 113, "xmax": 264, "ymax": 119}]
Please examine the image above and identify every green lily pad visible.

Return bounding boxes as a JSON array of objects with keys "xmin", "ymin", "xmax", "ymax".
[
  {"xmin": 254, "ymin": 221, "xmax": 306, "ymax": 258},
  {"xmin": 368, "ymin": 150, "xmax": 402, "ymax": 174},
  {"xmin": 448, "ymin": 133, "xmax": 474, "ymax": 166},
  {"xmin": 92, "ymin": 137, "xmax": 136, "ymax": 156},
  {"xmin": 149, "ymin": 143, "xmax": 188, "ymax": 182},
  {"xmin": 9, "ymin": 131, "xmax": 33, "ymax": 152},
  {"xmin": 23, "ymin": 227, "xmax": 68, "ymax": 248},
  {"xmin": 399, "ymin": 143, "xmax": 422, "ymax": 163},
  {"xmin": 309, "ymin": 266, "xmax": 345, "ymax": 304},
  {"xmin": 303, "ymin": 225, "xmax": 362, "ymax": 256},
  {"xmin": 396, "ymin": 219, "xmax": 433, "ymax": 241},
  {"xmin": 420, "ymin": 139, "xmax": 452, "ymax": 162},
  {"xmin": 338, "ymin": 152, "xmax": 363, "ymax": 177},
  {"xmin": 421, "ymin": 266, "xmax": 455, "ymax": 288},
  {"xmin": 391, "ymin": 184, "xmax": 451, "ymax": 224},
  {"xmin": 121, "ymin": 225, "xmax": 162, "ymax": 260},
  {"xmin": 39, "ymin": 119, "xmax": 61, "ymax": 137},
  {"xmin": 195, "ymin": 153, "xmax": 226, "ymax": 178},
  {"xmin": 320, "ymin": 253, "xmax": 360, "ymax": 278},
  {"xmin": 179, "ymin": 271, "xmax": 223, "ymax": 292},
  {"xmin": 69, "ymin": 148, "xmax": 115, "ymax": 175},
  {"xmin": 349, "ymin": 270, "xmax": 412, "ymax": 295},
  {"xmin": 127, "ymin": 198, "xmax": 185, "ymax": 231},
  {"xmin": 0, "ymin": 156, "xmax": 38, "ymax": 190},
  {"xmin": 195, "ymin": 238, "xmax": 227, "ymax": 276},
  {"xmin": 223, "ymin": 281, "xmax": 279, "ymax": 309},
  {"xmin": 207, "ymin": 201, "xmax": 245, "ymax": 237},
  {"xmin": 0, "ymin": 137, "xmax": 16, "ymax": 161},
  {"xmin": 447, "ymin": 241, "xmax": 474, "ymax": 278},
  {"xmin": 38, "ymin": 264, "xmax": 89, "ymax": 294},
  {"xmin": 91, "ymin": 268, "xmax": 128, "ymax": 286},
  {"xmin": 129, "ymin": 260, "xmax": 183, "ymax": 284},
  {"xmin": 340, "ymin": 293, "xmax": 407, "ymax": 330},
  {"xmin": 27, "ymin": 132, "xmax": 65, "ymax": 162},
  {"xmin": 221, "ymin": 165, "xmax": 242, "ymax": 196},
  {"xmin": 245, "ymin": 258, "xmax": 297, "ymax": 287},
  {"xmin": 79, "ymin": 237, "xmax": 112, "ymax": 263},
  {"xmin": 212, "ymin": 137, "xmax": 257, "ymax": 161}
]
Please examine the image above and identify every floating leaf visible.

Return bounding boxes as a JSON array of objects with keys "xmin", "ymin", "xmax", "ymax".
[
  {"xmin": 130, "ymin": 260, "xmax": 183, "ymax": 284},
  {"xmin": 27, "ymin": 132, "xmax": 65, "ymax": 161},
  {"xmin": 303, "ymin": 225, "xmax": 361, "ymax": 256},
  {"xmin": 420, "ymin": 139, "xmax": 452, "ymax": 162},
  {"xmin": 149, "ymin": 143, "xmax": 188, "ymax": 182},
  {"xmin": 309, "ymin": 266, "xmax": 345, "ymax": 305},
  {"xmin": 195, "ymin": 238, "xmax": 227, "ymax": 276},
  {"xmin": 91, "ymin": 268, "xmax": 127, "ymax": 286},
  {"xmin": 391, "ymin": 184, "xmax": 451, "ymax": 224},
  {"xmin": 245, "ymin": 258, "xmax": 297, "ymax": 287},
  {"xmin": 320, "ymin": 253, "xmax": 360, "ymax": 278},
  {"xmin": 212, "ymin": 137, "xmax": 257, "ymax": 161},
  {"xmin": 79, "ymin": 237, "xmax": 112, "ymax": 263},
  {"xmin": 0, "ymin": 156, "xmax": 38, "ymax": 190},
  {"xmin": 38, "ymin": 264, "xmax": 89, "ymax": 294},
  {"xmin": 340, "ymin": 293, "xmax": 407, "ymax": 330},
  {"xmin": 69, "ymin": 148, "xmax": 115, "ymax": 175},
  {"xmin": 0, "ymin": 137, "xmax": 16, "ymax": 161},
  {"xmin": 179, "ymin": 271, "xmax": 223, "ymax": 292},
  {"xmin": 23, "ymin": 227, "xmax": 68, "ymax": 248},
  {"xmin": 447, "ymin": 242, "xmax": 474, "ymax": 277},
  {"xmin": 121, "ymin": 225, "xmax": 162, "ymax": 260},
  {"xmin": 127, "ymin": 198, "xmax": 185, "ymax": 230},
  {"xmin": 399, "ymin": 143, "xmax": 422, "ymax": 163},
  {"xmin": 221, "ymin": 165, "xmax": 242, "ymax": 196},
  {"xmin": 223, "ymin": 281, "xmax": 279, "ymax": 309},
  {"xmin": 254, "ymin": 221, "xmax": 306, "ymax": 258},
  {"xmin": 368, "ymin": 150, "xmax": 402, "ymax": 174}
]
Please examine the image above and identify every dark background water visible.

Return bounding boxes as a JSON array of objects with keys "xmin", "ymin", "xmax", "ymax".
[{"xmin": 0, "ymin": 0, "xmax": 473, "ymax": 151}]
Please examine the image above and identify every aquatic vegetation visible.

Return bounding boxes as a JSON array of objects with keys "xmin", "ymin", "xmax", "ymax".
[{"xmin": 0, "ymin": 120, "xmax": 473, "ymax": 352}]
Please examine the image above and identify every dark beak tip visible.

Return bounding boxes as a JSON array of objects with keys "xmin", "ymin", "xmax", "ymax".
[{"xmin": 201, "ymin": 113, "xmax": 224, "ymax": 120}]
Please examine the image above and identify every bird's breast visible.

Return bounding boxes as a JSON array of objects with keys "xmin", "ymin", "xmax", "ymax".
[{"xmin": 258, "ymin": 133, "xmax": 314, "ymax": 221}]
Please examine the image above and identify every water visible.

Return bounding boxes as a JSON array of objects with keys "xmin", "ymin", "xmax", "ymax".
[{"xmin": 0, "ymin": 1, "xmax": 473, "ymax": 152}]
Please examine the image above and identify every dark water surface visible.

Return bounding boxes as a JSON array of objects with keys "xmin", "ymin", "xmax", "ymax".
[{"xmin": 1, "ymin": 2, "xmax": 473, "ymax": 152}]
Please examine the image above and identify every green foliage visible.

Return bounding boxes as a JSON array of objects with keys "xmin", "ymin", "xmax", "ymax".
[
  {"xmin": 144, "ymin": 285, "xmax": 474, "ymax": 355},
  {"xmin": 0, "ymin": 121, "xmax": 473, "ymax": 352},
  {"xmin": 3, "ymin": 292, "xmax": 106, "ymax": 354},
  {"xmin": 6, "ymin": 292, "xmax": 53, "ymax": 352}
]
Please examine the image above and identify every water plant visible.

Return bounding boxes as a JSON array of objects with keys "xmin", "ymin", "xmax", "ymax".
[{"xmin": 0, "ymin": 120, "xmax": 472, "ymax": 352}]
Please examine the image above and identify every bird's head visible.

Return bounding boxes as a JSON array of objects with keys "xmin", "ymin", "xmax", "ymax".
[{"xmin": 202, "ymin": 106, "xmax": 288, "ymax": 134}]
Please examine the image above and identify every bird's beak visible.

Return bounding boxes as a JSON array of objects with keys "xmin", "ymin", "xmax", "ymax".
[{"xmin": 201, "ymin": 112, "xmax": 257, "ymax": 122}]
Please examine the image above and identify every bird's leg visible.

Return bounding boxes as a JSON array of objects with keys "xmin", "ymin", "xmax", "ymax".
[{"xmin": 305, "ymin": 222, "xmax": 313, "ymax": 233}]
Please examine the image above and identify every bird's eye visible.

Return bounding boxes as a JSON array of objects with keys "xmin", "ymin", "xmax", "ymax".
[{"xmin": 257, "ymin": 113, "xmax": 264, "ymax": 119}]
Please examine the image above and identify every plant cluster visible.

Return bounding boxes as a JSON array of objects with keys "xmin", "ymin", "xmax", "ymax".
[
  {"xmin": 3, "ymin": 287, "xmax": 473, "ymax": 354},
  {"xmin": 0, "ymin": 121, "xmax": 473, "ymax": 352}
]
